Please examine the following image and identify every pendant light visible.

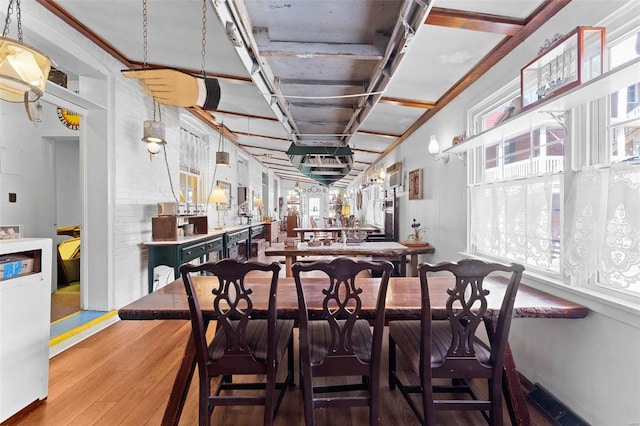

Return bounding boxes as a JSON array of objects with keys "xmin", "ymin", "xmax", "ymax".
[
  {"xmin": 215, "ymin": 118, "xmax": 229, "ymax": 166},
  {"xmin": 142, "ymin": 100, "xmax": 166, "ymax": 155},
  {"xmin": 0, "ymin": 0, "xmax": 51, "ymax": 107},
  {"xmin": 139, "ymin": 0, "xmax": 166, "ymax": 157},
  {"xmin": 215, "ymin": 131, "xmax": 229, "ymax": 166}
]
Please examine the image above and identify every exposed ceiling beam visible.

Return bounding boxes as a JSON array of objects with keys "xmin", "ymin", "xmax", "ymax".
[
  {"xmin": 378, "ymin": 97, "xmax": 436, "ymax": 109},
  {"xmin": 237, "ymin": 143, "xmax": 287, "ymax": 152},
  {"xmin": 187, "ymin": 107, "xmax": 238, "ymax": 142},
  {"xmin": 352, "ymin": 147, "xmax": 384, "ymax": 155},
  {"xmin": 426, "ymin": 7, "xmax": 525, "ymax": 35},
  {"xmin": 356, "ymin": 130, "xmax": 401, "ymax": 139},
  {"xmin": 212, "ymin": 109, "xmax": 279, "ymax": 122},
  {"xmin": 234, "ymin": 131, "xmax": 290, "ymax": 142}
]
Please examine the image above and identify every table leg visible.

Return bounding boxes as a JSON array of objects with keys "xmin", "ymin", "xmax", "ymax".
[
  {"xmin": 285, "ymin": 255, "xmax": 296, "ymax": 277},
  {"xmin": 398, "ymin": 255, "xmax": 407, "ymax": 276},
  {"xmin": 161, "ymin": 328, "xmax": 199, "ymax": 426},
  {"xmin": 410, "ymin": 254, "xmax": 419, "ymax": 277},
  {"xmin": 502, "ymin": 343, "xmax": 531, "ymax": 426}
]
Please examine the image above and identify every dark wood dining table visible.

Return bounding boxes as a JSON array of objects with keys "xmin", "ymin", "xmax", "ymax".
[
  {"xmin": 118, "ymin": 275, "xmax": 589, "ymax": 426},
  {"xmin": 264, "ymin": 241, "xmax": 435, "ymax": 277}
]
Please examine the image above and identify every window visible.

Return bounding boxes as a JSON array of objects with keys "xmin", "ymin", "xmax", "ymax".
[
  {"xmin": 179, "ymin": 128, "xmax": 208, "ymax": 205},
  {"xmin": 562, "ymin": 75, "xmax": 640, "ymax": 299},
  {"xmin": 467, "ymin": 21, "xmax": 640, "ymax": 301},
  {"xmin": 470, "ymin": 121, "xmax": 564, "ymax": 274}
]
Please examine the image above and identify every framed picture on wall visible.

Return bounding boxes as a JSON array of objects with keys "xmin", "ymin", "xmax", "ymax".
[
  {"xmin": 216, "ymin": 181, "xmax": 232, "ymax": 210},
  {"xmin": 0, "ymin": 225, "xmax": 22, "ymax": 240},
  {"xmin": 408, "ymin": 169, "xmax": 422, "ymax": 200}
]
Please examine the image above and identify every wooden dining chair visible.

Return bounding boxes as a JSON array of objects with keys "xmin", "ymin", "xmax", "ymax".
[
  {"xmin": 292, "ymin": 257, "xmax": 394, "ymax": 426},
  {"xmin": 180, "ymin": 259, "xmax": 295, "ymax": 426},
  {"xmin": 388, "ymin": 259, "xmax": 524, "ymax": 425}
]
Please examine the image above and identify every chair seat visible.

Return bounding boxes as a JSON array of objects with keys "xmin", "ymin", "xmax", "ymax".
[
  {"xmin": 308, "ymin": 319, "xmax": 372, "ymax": 364},
  {"xmin": 209, "ymin": 319, "xmax": 295, "ymax": 363},
  {"xmin": 389, "ymin": 320, "xmax": 491, "ymax": 373}
]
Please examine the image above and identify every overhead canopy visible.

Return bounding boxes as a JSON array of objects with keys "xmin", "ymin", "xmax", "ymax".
[{"xmin": 286, "ymin": 145, "xmax": 354, "ymax": 186}]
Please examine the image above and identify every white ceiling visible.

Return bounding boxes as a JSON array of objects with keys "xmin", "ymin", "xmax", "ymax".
[{"xmin": 30, "ymin": 0, "xmax": 576, "ymax": 187}]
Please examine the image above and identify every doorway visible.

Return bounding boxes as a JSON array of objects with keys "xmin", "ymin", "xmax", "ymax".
[
  {"xmin": 36, "ymin": 100, "xmax": 83, "ymax": 322},
  {"xmin": 48, "ymin": 135, "xmax": 82, "ymax": 322}
]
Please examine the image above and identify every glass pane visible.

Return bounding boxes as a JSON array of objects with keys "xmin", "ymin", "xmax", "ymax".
[
  {"xmin": 480, "ymin": 97, "xmax": 520, "ymax": 131},
  {"xmin": 610, "ymin": 81, "xmax": 640, "ymax": 162},
  {"xmin": 470, "ymin": 176, "xmax": 561, "ymax": 273},
  {"xmin": 610, "ymin": 31, "xmax": 640, "ymax": 69}
]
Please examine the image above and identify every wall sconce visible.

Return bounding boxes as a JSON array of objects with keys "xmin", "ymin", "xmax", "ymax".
[
  {"xmin": 209, "ymin": 185, "xmax": 228, "ymax": 230},
  {"xmin": 428, "ymin": 135, "xmax": 449, "ymax": 163},
  {"xmin": 428, "ymin": 134, "xmax": 465, "ymax": 164}
]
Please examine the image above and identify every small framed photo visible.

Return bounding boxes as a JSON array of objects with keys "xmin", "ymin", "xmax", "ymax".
[
  {"xmin": 0, "ymin": 225, "xmax": 22, "ymax": 240},
  {"xmin": 408, "ymin": 169, "xmax": 422, "ymax": 200}
]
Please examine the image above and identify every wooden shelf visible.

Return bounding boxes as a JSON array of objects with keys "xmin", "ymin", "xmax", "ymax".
[{"xmin": 447, "ymin": 56, "xmax": 640, "ymax": 154}]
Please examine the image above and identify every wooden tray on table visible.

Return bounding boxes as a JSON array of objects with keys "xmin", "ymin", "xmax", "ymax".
[{"xmin": 401, "ymin": 240, "xmax": 430, "ymax": 247}]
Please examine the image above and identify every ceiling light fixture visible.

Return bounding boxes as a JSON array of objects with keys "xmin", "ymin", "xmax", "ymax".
[{"xmin": 0, "ymin": 0, "xmax": 51, "ymax": 117}]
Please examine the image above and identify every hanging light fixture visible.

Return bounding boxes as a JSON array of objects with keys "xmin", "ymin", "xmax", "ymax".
[
  {"xmin": 138, "ymin": 0, "xmax": 167, "ymax": 157},
  {"xmin": 0, "ymin": 0, "xmax": 51, "ymax": 106},
  {"xmin": 141, "ymin": 100, "xmax": 166, "ymax": 155},
  {"xmin": 215, "ymin": 120, "xmax": 230, "ymax": 166}
]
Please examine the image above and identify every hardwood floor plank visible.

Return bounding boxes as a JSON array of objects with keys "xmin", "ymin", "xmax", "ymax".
[{"xmin": 7, "ymin": 320, "xmax": 554, "ymax": 425}]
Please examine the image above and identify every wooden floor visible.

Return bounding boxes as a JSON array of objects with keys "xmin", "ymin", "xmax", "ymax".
[{"xmin": 8, "ymin": 319, "xmax": 554, "ymax": 426}]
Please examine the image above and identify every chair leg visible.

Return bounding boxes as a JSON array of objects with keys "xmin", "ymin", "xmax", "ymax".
[
  {"xmin": 370, "ymin": 371, "xmax": 379, "ymax": 426},
  {"xmin": 288, "ymin": 336, "xmax": 295, "ymax": 387},
  {"xmin": 301, "ymin": 365, "xmax": 315, "ymax": 426},
  {"xmin": 421, "ymin": 374, "xmax": 436, "ymax": 426},
  {"xmin": 488, "ymin": 378, "xmax": 503, "ymax": 426},
  {"xmin": 388, "ymin": 336, "xmax": 396, "ymax": 390},
  {"xmin": 200, "ymin": 375, "xmax": 211, "ymax": 426},
  {"xmin": 264, "ymin": 370, "xmax": 276, "ymax": 426}
]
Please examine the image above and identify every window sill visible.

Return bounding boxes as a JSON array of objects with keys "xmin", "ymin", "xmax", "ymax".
[{"xmin": 459, "ymin": 252, "xmax": 640, "ymax": 329}]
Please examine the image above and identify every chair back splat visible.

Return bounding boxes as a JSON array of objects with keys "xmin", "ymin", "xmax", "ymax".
[
  {"xmin": 388, "ymin": 258, "xmax": 524, "ymax": 425},
  {"xmin": 180, "ymin": 259, "xmax": 294, "ymax": 426},
  {"xmin": 292, "ymin": 257, "xmax": 394, "ymax": 426}
]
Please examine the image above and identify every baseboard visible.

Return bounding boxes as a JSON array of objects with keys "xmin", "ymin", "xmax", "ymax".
[{"xmin": 520, "ymin": 375, "xmax": 589, "ymax": 426}]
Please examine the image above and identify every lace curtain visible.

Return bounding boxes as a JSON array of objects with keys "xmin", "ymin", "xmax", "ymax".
[
  {"xmin": 564, "ymin": 162, "xmax": 640, "ymax": 296},
  {"xmin": 470, "ymin": 174, "xmax": 560, "ymax": 272}
]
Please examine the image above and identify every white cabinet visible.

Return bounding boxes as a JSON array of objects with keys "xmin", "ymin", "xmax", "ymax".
[{"xmin": 0, "ymin": 238, "xmax": 52, "ymax": 422}]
